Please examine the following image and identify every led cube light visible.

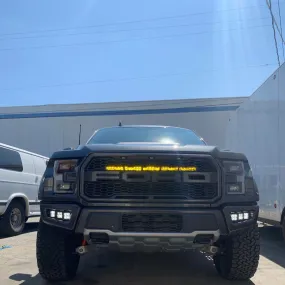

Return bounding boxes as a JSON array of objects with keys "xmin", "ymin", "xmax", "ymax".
[
  {"xmin": 244, "ymin": 212, "xmax": 249, "ymax": 220},
  {"xmin": 57, "ymin": 211, "xmax": 63, "ymax": 219},
  {"xmin": 230, "ymin": 211, "xmax": 254, "ymax": 222},
  {"xmin": 231, "ymin": 213, "xmax": 238, "ymax": 221},
  {"xmin": 47, "ymin": 209, "xmax": 72, "ymax": 221},
  {"xmin": 64, "ymin": 212, "xmax": 71, "ymax": 220},
  {"xmin": 50, "ymin": 210, "xmax": 55, "ymax": 218}
]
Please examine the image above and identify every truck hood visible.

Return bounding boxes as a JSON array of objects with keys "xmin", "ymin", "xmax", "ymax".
[{"xmin": 51, "ymin": 143, "xmax": 247, "ymax": 161}]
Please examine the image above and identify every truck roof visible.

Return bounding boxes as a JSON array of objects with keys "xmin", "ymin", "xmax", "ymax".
[{"xmin": 104, "ymin": 125, "xmax": 192, "ymax": 130}]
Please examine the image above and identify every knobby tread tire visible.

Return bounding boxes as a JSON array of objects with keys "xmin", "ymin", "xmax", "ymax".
[
  {"xmin": 36, "ymin": 220, "xmax": 80, "ymax": 282},
  {"xmin": 214, "ymin": 225, "xmax": 260, "ymax": 280}
]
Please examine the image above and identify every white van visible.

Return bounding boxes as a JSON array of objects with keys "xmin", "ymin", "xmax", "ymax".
[{"xmin": 0, "ymin": 143, "xmax": 48, "ymax": 236}]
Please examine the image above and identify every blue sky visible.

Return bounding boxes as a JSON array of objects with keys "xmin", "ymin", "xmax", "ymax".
[{"xmin": 0, "ymin": 0, "xmax": 284, "ymax": 107}]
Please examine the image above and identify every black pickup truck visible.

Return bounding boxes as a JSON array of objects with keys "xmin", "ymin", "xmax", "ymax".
[{"xmin": 36, "ymin": 125, "xmax": 260, "ymax": 282}]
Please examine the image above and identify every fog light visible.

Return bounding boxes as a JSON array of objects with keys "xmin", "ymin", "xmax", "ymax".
[
  {"xmin": 227, "ymin": 184, "xmax": 242, "ymax": 194},
  {"xmin": 57, "ymin": 211, "xmax": 63, "ymax": 219},
  {"xmin": 50, "ymin": 210, "xmax": 55, "ymax": 218},
  {"xmin": 231, "ymin": 213, "xmax": 238, "ymax": 221},
  {"xmin": 244, "ymin": 212, "xmax": 249, "ymax": 220},
  {"xmin": 238, "ymin": 213, "xmax": 244, "ymax": 220},
  {"xmin": 57, "ymin": 183, "xmax": 72, "ymax": 191},
  {"xmin": 230, "ymin": 211, "xmax": 254, "ymax": 223},
  {"xmin": 63, "ymin": 212, "xmax": 71, "ymax": 220}
]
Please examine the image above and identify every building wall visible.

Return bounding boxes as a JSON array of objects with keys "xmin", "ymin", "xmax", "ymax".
[{"xmin": 0, "ymin": 97, "xmax": 247, "ymax": 157}]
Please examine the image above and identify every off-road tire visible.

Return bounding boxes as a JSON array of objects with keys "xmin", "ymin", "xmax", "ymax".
[
  {"xmin": 36, "ymin": 220, "xmax": 80, "ymax": 282},
  {"xmin": 214, "ymin": 225, "xmax": 260, "ymax": 280},
  {"xmin": 0, "ymin": 201, "xmax": 25, "ymax": 237}
]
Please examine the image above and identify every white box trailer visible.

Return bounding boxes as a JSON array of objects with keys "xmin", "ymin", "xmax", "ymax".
[{"xmin": 225, "ymin": 63, "xmax": 285, "ymax": 233}]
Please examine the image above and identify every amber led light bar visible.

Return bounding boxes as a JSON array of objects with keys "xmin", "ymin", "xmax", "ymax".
[{"xmin": 105, "ymin": 165, "xmax": 197, "ymax": 172}]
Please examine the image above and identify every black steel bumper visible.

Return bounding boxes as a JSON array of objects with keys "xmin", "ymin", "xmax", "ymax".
[{"xmin": 40, "ymin": 203, "xmax": 259, "ymax": 249}]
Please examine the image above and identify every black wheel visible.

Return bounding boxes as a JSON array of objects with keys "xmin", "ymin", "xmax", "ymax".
[
  {"xmin": 36, "ymin": 220, "xmax": 81, "ymax": 282},
  {"xmin": 214, "ymin": 225, "xmax": 260, "ymax": 280},
  {"xmin": 0, "ymin": 201, "xmax": 25, "ymax": 236}
]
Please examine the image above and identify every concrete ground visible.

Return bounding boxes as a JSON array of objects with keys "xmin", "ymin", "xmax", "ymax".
[{"xmin": 1, "ymin": 219, "xmax": 285, "ymax": 285}]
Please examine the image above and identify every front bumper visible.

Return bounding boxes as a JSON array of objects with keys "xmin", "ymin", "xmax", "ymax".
[{"xmin": 40, "ymin": 204, "xmax": 258, "ymax": 251}]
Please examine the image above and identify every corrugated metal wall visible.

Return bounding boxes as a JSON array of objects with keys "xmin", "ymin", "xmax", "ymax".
[{"xmin": 0, "ymin": 97, "xmax": 246, "ymax": 157}]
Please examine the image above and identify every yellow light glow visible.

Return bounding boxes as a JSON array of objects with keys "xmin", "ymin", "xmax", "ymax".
[
  {"xmin": 105, "ymin": 165, "xmax": 197, "ymax": 172},
  {"xmin": 125, "ymin": 166, "xmax": 141, "ymax": 171},
  {"xmin": 105, "ymin": 166, "xmax": 124, "ymax": 171},
  {"xmin": 179, "ymin": 166, "xmax": 197, "ymax": 171},
  {"xmin": 161, "ymin": 166, "xmax": 178, "ymax": 171},
  {"xmin": 142, "ymin": 166, "xmax": 160, "ymax": 171}
]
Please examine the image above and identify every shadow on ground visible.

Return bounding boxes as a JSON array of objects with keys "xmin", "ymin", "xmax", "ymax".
[
  {"xmin": 260, "ymin": 225, "xmax": 285, "ymax": 268},
  {"xmin": 0, "ymin": 222, "xmax": 38, "ymax": 239},
  {"xmin": 9, "ymin": 251, "xmax": 255, "ymax": 285}
]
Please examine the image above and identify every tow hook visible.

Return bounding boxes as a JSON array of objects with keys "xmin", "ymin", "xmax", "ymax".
[
  {"xmin": 76, "ymin": 245, "xmax": 89, "ymax": 255},
  {"xmin": 204, "ymin": 246, "xmax": 219, "ymax": 255},
  {"xmin": 76, "ymin": 240, "xmax": 89, "ymax": 255}
]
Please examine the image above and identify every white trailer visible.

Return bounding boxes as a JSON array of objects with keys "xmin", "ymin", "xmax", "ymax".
[{"xmin": 226, "ymin": 63, "xmax": 285, "ymax": 234}]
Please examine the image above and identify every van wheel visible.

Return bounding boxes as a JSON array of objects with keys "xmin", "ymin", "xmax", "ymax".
[{"xmin": 0, "ymin": 201, "xmax": 26, "ymax": 236}]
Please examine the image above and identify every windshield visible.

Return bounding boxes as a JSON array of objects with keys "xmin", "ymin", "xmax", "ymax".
[{"xmin": 87, "ymin": 127, "xmax": 205, "ymax": 145}]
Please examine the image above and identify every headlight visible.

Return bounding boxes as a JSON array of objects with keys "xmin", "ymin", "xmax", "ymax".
[
  {"xmin": 53, "ymin": 159, "xmax": 79, "ymax": 193},
  {"xmin": 222, "ymin": 160, "xmax": 245, "ymax": 195},
  {"xmin": 55, "ymin": 159, "xmax": 77, "ymax": 174},
  {"xmin": 244, "ymin": 162, "xmax": 253, "ymax": 178},
  {"xmin": 43, "ymin": 177, "xmax": 54, "ymax": 192},
  {"xmin": 223, "ymin": 161, "xmax": 244, "ymax": 174}
]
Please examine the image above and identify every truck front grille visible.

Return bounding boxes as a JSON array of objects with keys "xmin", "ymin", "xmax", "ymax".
[
  {"xmin": 122, "ymin": 213, "xmax": 183, "ymax": 232},
  {"xmin": 82, "ymin": 154, "xmax": 219, "ymax": 202},
  {"xmin": 84, "ymin": 181, "xmax": 217, "ymax": 200}
]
